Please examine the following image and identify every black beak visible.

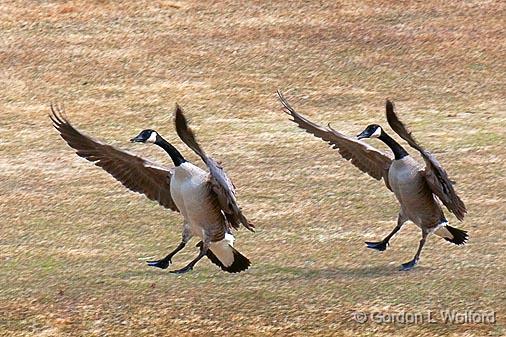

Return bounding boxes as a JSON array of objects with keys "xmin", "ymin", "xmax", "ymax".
[
  {"xmin": 130, "ymin": 135, "xmax": 144, "ymax": 143},
  {"xmin": 356, "ymin": 130, "xmax": 370, "ymax": 140}
]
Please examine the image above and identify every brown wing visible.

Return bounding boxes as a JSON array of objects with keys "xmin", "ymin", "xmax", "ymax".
[
  {"xmin": 278, "ymin": 91, "xmax": 393, "ymax": 190},
  {"xmin": 385, "ymin": 100, "xmax": 466, "ymax": 220},
  {"xmin": 173, "ymin": 104, "xmax": 254, "ymax": 232},
  {"xmin": 50, "ymin": 104, "xmax": 178, "ymax": 212}
]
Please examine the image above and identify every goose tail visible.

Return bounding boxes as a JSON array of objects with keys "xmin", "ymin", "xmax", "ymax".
[
  {"xmin": 435, "ymin": 223, "xmax": 468, "ymax": 245},
  {"xmin": 196, "ymin": 234, "xmax": 251, "ymax": 273}
]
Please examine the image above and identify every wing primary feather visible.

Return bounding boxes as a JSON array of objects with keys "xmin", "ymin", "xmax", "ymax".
[
  {"xmin": 174, "ymin": 103, "xmax": 207, "ymax": 160},
  {"xmin": 173, "ymin": 105, "xmax": 254, "ymax": 232},
  {"xmin": 50, "ymin": 105, "xmax": 178, "ymax": 212},
  {"xmin": 385, "ymin": 100, "xmax": 466, "ymax": 220},
  {"xmin": 278, "ymin": 90, "xmax": 393, "ymax": 190}
]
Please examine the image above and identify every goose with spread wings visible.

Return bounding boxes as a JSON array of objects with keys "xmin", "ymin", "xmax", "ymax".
[
  {"xmin": 278, "ymin": 91, "xmax": 467, "ymax": 271},
  {"xmin": 51, "ymin": 104, "xmax": 254, "ymax": 274}
]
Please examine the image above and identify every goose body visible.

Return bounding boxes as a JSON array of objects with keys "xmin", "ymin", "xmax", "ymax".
[
  {"xmin": 171, "ymin": 162, "xmax": 216, "ymax": 236},
  {"xmin": 170, "ymin": 162, "xmax": 237, "ymax": 266},
  {"xmin": 388, "ymin": 157, "xmax": 444, "ymax": 230},
  {"xmin": 279, "ymin": 91, "xmax": 467, "ymax": 270},
  {"xmin": 50, "ymin": 104, "xmax": 253, "ymax": 274}
]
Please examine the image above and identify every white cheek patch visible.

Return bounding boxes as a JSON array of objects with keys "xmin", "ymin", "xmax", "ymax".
[
  {"xmin": 147, "ymin": 132, "xmax": 157, "ymax": 143},
  {"xmin": 371, "ymin": 127, "xmax": 382, "ymax": 138}
]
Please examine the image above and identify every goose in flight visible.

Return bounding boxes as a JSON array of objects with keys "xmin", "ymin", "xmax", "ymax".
[
  {"xmin": 50, "ymin": 104, "xmax": 254, "ymax": 274},
  {"xmin": 278, "ymin": 91, "xmax": 467, "ymax": 270}
]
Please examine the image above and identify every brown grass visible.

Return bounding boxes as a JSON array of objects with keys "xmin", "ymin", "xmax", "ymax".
[{"xmin": 1, "ymin": 1, "xmax": 505, "ymax": 336}]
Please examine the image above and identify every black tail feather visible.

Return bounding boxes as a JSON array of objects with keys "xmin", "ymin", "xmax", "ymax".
[
  {"xmin": 196, "ymin": 241, "xmax": 251, "ymax": 273},
  {"xmin": 444, "ymin": 225, "xmax": 468, "ymax": 245}
]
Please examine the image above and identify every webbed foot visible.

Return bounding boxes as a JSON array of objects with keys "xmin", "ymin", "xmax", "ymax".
[
  {"xmin": 399, "ymin": 259, "xmax": 417, "ymax": 271},
  {"xmin": 147, "ymin": 259, "xmax": 171, "ymax": 269},
  {"xmin": 365, "ymin": 240, "xmax": 389, "ymax": 252}
]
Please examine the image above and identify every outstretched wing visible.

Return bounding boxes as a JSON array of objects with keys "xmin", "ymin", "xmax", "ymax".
[
  {"xmin": 278, "ymin": 91, "xmax": 393, "ymax": 190},
  {"xmin": 50, "ymin": 104, "xmax": 178, "ymax": 212},
  {"xmin": 174, "ymin": 104, "xmax": 254, "ymax": 232},
  {"xmin": 385, "ymin": 100, "xmax": 466, "ymax": 220}
]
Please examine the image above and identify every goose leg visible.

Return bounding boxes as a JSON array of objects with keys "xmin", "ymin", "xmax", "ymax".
[
  {"xmin": 400, "ymin": 229, "xmax": 428, "ymax": 271},
  {"xmin": 170, "ymin": 241, "xmax": 209, "ymax": 274},
  {"xmin": 147, "ymin": 225, "xmax": 192, "ymax": 269},
  {"xmin": 366, "ymin": 212, "xmax": 407, "ymax": 251},
  {"xmin": 147, "ymin": 242, "xmax": 186, "ymax": 269}
]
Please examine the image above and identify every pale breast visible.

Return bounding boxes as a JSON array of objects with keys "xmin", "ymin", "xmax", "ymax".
[
  {"xmin": 170, "ymin": 162, "xmax": 225, "ymax": 239},
  {"xmin": 389, "ymin": 157, "xmax": 422, "ymax": 194},
  {"xmin": 389, "ymin": 157, "xmax": 443, "ymax": 227}
]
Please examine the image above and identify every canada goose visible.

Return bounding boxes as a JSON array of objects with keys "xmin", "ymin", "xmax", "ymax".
[
  {"xmin": 278, "ymin": 91, "xmax": 467, "ymax": 270},
  {"xmin": 50, "ymin": 104, "xmax": 254, "ymax": 274}
]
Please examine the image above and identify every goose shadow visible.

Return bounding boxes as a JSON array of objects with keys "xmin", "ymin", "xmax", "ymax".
[
  {"xmin": 104, "ymin": 262, "xmax": 435, "ymax": 281},
  {"xmin": 256, "ymin": 264, "xmax": 435, "ymax": 280}
]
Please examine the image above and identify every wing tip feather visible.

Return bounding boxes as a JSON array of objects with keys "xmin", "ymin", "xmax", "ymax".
[
  {"xmin": 49, "ymin": 102, "xmax": 70, "ymax": 128},
  {"xmin": 386, "ymin": 99, "xmax": 394, "ymax": 111},
  {"xmin": 276, "ymin": 89, "xmax": 292, "ymax": 116},
  {"xmin": 174, "ymin": 102, "xmax": 185, "ymax": 126},
  {"xmin": 174, "ymin": 102, "xmax": 183, "ymax": 115},
  {"xmin": 174, "ymin": 102, "xmax": 190, "ymax": 134}
]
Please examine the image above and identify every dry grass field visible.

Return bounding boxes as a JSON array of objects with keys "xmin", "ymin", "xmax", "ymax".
[{"xmin": 1, "ymin": 0, "xmax": 505, "ymax": 336}]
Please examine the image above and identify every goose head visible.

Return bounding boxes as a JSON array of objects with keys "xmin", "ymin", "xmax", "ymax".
[
  {"xmin": 130, "ymin": 129, "xmax": 159, "ymax": 144},
  {"xmin": 357, "ymin": 124, "xmax": 382, "ymax": 140}
]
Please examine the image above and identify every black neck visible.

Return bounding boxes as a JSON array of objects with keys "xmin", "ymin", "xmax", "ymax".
[
  {"xmin": 378, "ymin": 132, "xmax": 409, "ymax": 160},
  {"xmin": 155, "ymin": 136, "xmax": 186, "ymax": 166}
]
